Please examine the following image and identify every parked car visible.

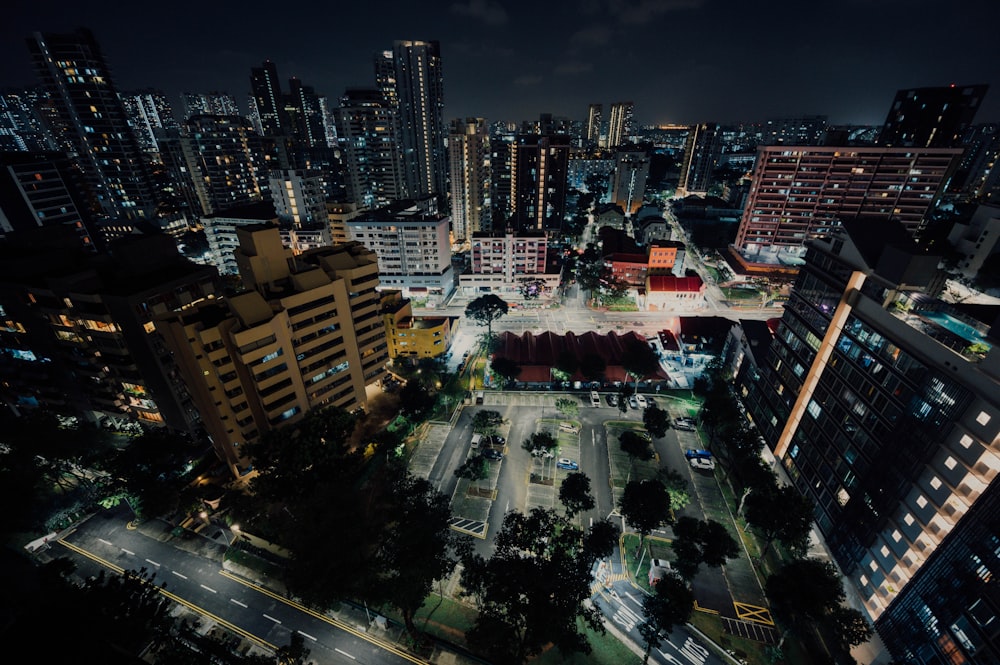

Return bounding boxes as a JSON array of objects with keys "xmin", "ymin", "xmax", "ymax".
[
  {"xmin": 556, "ymin": 458, "xmax": 579, "ymax": 470},
  {"xmin": 531, "ymin": 448, "xmax": 556, "ymax": 458},
  {"xmin": 689, "ymin": 456, "xmax": 716, "ymax": 471},
  {"xmin": 471, "ymin": 433, "xmax": 483, "ymax": 449},
  {"xmin": 559, "ymin": 422, "xmax": 580, "ymax": 434},
  {"xmin": 635, "ymin": 394, "xmax": 648, "ymax": 409},
  {"xmin": 606, "ymin": 394, "xmax": 618, "ymax": 407},
  {"xmin": 628, "ymin": 395, "xmax": 639, "ymax": 409},
  {"xmin": 482, "ymin": 448, "xmax": 504, "ymax": 461},
  {"xmin": 590, "ymin": 390, "xmax": 601, "ymax": 407},
  {"xmin": 485, "ymin": 434, "xmax": 506, "ymax": 447},
  {"xmin": 684, "ymin": 449, "xmax": 712, "ymax": 460},
  {"xmin": 674, "ymin": 417, "xmax": 696, "ymax": 431}
]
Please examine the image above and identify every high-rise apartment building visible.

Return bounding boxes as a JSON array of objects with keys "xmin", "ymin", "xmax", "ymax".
[
  {"xmin": 0, "ymin": 151, "xmax": 100, "ymax": 250},
  {"xmin": 121, "ymin": 89, "xmax": 180, "ymax": 157},
  {"xmin": 0, "ymin": 90, "xmax": 56, "ymax": 152},
  {"xmin": 0, "ymin": 228, "xmax": 221, "ymax": 433},
  {"xmin": 677, "ymin": 123, "xmax": 724, "ymax": 197},
  {"xmin": 489, "ymin": 124, "xmax": 516, "ymax": 230},
  {"xmin": 268, "ymin": 169, "xmax": 332, "ymax": 252},
  {"xmin": 335, "ymin": 88, "xmax": 407, "ymax": 208},
  {"xmin": 27, "ymin": 28, "xmax": 158, "ymax": 225},
  {"xmin": 179, "ymin": 114, "xmax": 265, "ymax": 216},
  {"xmin": 249, "ymin": 60, "xmax": 287, "ymax": 138},
  {"xmin": 157, "ymin": 224, "xmax": 389, "ymax": 479},
  {"xmin": 585, "ymin": 103, "xmax": 603, "ymax": 148},
  {"xmin": 610, "ymin": 150, "xmax": 650, "ymax": 216},
  {"xmin": 287, "ymin": 77, "xmax": 328, "ymax": 149},
  {"xmin": 879, "ymin": 84, "xmax": 989, "ymax": 149},
  {"xmin": 740, "ymin": 217, "xmax": 1000, "ymax": 663},
  {"xmin": 734, "ymin": 145, "xmax": 962, "ymax": 263},
  {"xmin": 384, "ymin": 41, "xmax": 447, "ymax": 199},
  {"xmin": 448, "ymin": 117, "xmax": 490, "ymax": 243},
  {"xmin": 606, "ymin": 102, "xmax": 633, "ymax": 148},
  {"xmin": 510, "ymin": 133, "xmax": 570, "ymax": 233},
  {"xmin": 458, "ymin": 230, "xmax": 559, "ymax": 297},
  {"xmin": 181, "ymin": 92, "xmax": 241, "ymax": 120},
  {"xmin": 346, "ymin": 197, "xmax": 454, "ymax": 303}
]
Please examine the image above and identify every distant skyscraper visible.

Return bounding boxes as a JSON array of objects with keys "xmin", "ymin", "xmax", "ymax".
[
  {"xmin": 181, "ymin": 92, "xmax": 241, "ymax": 119},
  {"xmin": 335, "ymin": 88, "xmax": 407, "ymax": 208},
  {"xmin": 511, "ymin": 133, "xmax": 570, "ymax": 232},
  {"xmin": 385, "ymin": 41, "xmax": 447, "ymax": 199},
  {"xmin": 740, "ymin": 217, "xmax": 1000, "ymax": 664},
  {"xmin": 121, "ymin": 89, "xmax": 180, "ymax": 157},
  {"xmin": 489, "ymin": 124, "xmax": 516, "ymax": 231},
  {"xmin": 677, "ymin": 123, "xmax": 723, "ymax": 196},
  {"xmin": 585, "ymin": 103, "xmax": 603, "ymax": 147},
  {"xmin": 287, "ymin": 77, "xmax": 328, "ymax": 149},
  {"xmin": 179, "ymin": 114, "xmax": 265, "ymax": 215},
  {"xmin": 879, "ymin": 84, "xmax": 989, "ymax": 149},
  {"xmin": 250, "ymin": 60, "xmax": 287, "ymax": 138},
  {"xmin": 610, "ymin": 150, "xmax": 650, "ymax": 216},
  {"xmin": 606, "ymin": 102, "xmax": 633, "ymax": 148},
  {"xmin": 448, "ymin": 117, "xmax": 490, "ymax": 242},
  {"xmin": 0, "ymin": 90, "xmax": 57, "ymax": 152},
  {"xmin": 734, "ymin": 145, "xmax": 962, "ymax": 263},
  {"xmin": 28, "ymin": 28, "xmax": 158, "ymax": 224}
]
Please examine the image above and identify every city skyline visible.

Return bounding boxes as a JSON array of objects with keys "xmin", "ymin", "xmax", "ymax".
[{"xmin": 2, "ymin": 0, "xmax": 999, "ymax": 127}]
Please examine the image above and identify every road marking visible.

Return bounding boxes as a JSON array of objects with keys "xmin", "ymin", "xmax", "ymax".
[
  {"xmin": 297, "ymin": 630, "xmax": 317, "ymax": 641},
  {"xmin": 172, "ymin": 571, "xmax": 188, "ymax": 580},
  {"xmin": 145, "ymin": 559, "xmax": 160, "ymax": 567},
  {"xmin": 200, "ymin": 584, "xmax": 217, "ymax": 593},
  {"xmin": 98, "ymin": 538, "xmax": 112, "ymax": 546},
  {"xmin": 263, "ymin": 614, "xmax": 282, "ymax": 624},
  {"xmin": 230, "ymin": 599, "xmax": 247, "ymax": 608},
  {"xmin": 120, "ymin": 548, "xmax": 134, "ymax": 555},
  {"xmin": 335, "ymin": 648, "xmax": 356, "ymax": 659},
  {"xmin": 734, "ymin": 601, "xmax": 774, "ymax": 625}
]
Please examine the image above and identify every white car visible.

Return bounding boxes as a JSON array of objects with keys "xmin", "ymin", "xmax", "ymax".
[
  {"xmin": 689, "ymin": 456, "xmax": 716, "ymax": 471},
  {"xmin": 635, "ymin": 394, "xmax": 648, "ymax": 409},
  {"xmin": 628, "ymin": 396, "xmax": 639, "ymax": 409}
]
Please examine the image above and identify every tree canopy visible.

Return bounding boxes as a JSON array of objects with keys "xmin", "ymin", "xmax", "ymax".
[
  {"xmin": 670, "ymin": 516, "xmax": 740, "ymax": 579},
  {"xmin": 459, "ymin": 507, "xmax": 619, "ymax": 664},
  {"xmin": 558, "ymin": 472, "xmax": 595, "ymax": 518},
  {"xmin": 465, "ymin": 294, "xmax": 509, "ymax": 344},
  {"xmin": 620, "ymin": 479, "xmax": 671, "ymax": 554},
  {"xmin": 744, "ymin": 484, "xmax": 815, "ymax": 557},
  {"xmin": 642, "ymin": 403, "xmax": 670, "ymax": 438}
]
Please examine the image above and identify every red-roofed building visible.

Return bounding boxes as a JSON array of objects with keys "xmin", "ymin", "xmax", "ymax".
[
  {"xmin": 492, "ymin": 330, "xmax": 670, "ymax": 387},
  {"xmin": 643, "ymin": 275, "xmax": 706, "ymax": 311}
]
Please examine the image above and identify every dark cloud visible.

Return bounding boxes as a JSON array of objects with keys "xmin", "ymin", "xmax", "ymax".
[{"xmin": 450, "ymin": 0, "xmax": 509, "ymax": 25}]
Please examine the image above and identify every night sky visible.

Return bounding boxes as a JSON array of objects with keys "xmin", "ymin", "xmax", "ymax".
[{"xmin": 3, "ymin": 0, "xmax": 999, "ymax": 127}]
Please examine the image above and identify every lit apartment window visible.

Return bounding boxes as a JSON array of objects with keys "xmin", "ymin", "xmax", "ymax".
[
  {"xmin": 960, "ymin": 434, "xmax": 974, "ymax": 448},
  {"xmin": 976, "ymin": 411, "xmax": 991, "ymax": 426},
  {"xmin": 945, "ymin": 456, "xmax": 958, "ymax": 470},
  {"xmin": 903, "ymin": 513, "xmax": 915, "ymax": 525},
  {"xmin": 891, "ymin": 530, "xmax": 902, "ymax": 542},
  {"xmin": 916, "ymin": 495, "xmax": 928, "ymax": 508},
  {"xmin": 930, "ymin": 477, "xmax": 942, "ymax": 490}
]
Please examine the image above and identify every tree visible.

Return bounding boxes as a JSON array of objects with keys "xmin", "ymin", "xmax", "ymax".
[
  {"xmin": 399, "ymin": 380, "xmax": 436, "ymax": 420},
  {"xmin": 455, "ymin": 455, "xmax": 489, "ymax": 482},
  {"xmin": 639, "ymin": 574, "xmax": 695, "ymax": 663},
  {"xmin": 619, "ymin": 479, "xmax": 671, "ymax": 555},
  {"xmin": 555, "ymin": 397, "xmax": 579, "ymax": 417},
  {"xmin": 551, "ymin": 349, "xmax": 579, "ymax": 383},
  {"xmin": 375, "ymin": 474, "xmax": 457, "ymax": 644},
  {"xmin": 670, "ymin": 517, "xmax": 740, "ymax": 579},
  {"xmin": 491, "ymin": 356, "xmax": 522, "ymax": 387},
  {"xmin": 619, "ymin": 430, "xmax": 653, "ymax": 465},
  {"xmin": 522, "ymin": 432, "xmax": 558, "ymax": 457},
  {"xmin": 657, "ymin": 467, "xmax": 691, "ymax": 513},
  {"xmin": 466, "ymin": 294, "xmax": 509, "ymax": 346},
  {"xmin": 767, "ymin": 557, "xmax": 849, "ymax": 650},
  {"xmin": 744, "ymin": 484, "xmax": 815, "ymax": 558},
  {"xmin": 559, "ymin": 472, "xmax": 595, "ymax": 518},
  {"xmin": 472, "ymin": 410, "xmax": 505, "ymax": 433},
  {"xmin": 459, "ymin": 507, "xmax": 613, "ymax": 664},
  {"xmin": 642, "ymin": 403, "xmax": 670, "ymax": 438},
  {"xmin": 829, "ymin": 606, "xmax": 874, "ymax": 648},
  {"xmin": 621, "ymin": 337, "xmax": 660, "ymax": 393}
]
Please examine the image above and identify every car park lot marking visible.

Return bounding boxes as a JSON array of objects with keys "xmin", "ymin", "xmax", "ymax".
[
  {"xmin": 722, "ymin": 616, "xmax": 778, "ymax": 644},
  {"xmin": 734, "ymin": 601, "xmax": 774, "ymax": 625},
  {"xmin": 448, "ymin": 517, "xmax": 488, "ymax": 538}
]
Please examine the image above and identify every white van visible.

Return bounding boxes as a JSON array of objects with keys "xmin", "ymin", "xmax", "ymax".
[
  {"xmin": 590, "ymin": 390, "xmax": 601, "ymax": 407},
  {"xmin": 471, "ymin": 433, "xmax": 482, "ymax": 449},
  {"xmin": 559, "ymin": 422, "xmax": 580, "ymax": 434}
]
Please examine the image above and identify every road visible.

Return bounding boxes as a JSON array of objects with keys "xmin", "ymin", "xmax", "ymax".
[{"xmin": 51, "ymin": 507, "xmax": 429, "ymax": 665}]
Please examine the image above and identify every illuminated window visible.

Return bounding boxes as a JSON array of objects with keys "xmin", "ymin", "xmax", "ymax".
[
  {"xmin": 904, "ymin": 513, "xmax": 915, "ymax": 525},
  {"xmin": 960, "ymin": 434, "xmax": 974, "ymax": 448},
  {"xmin": 916, "ymin": 495, "xmax": 928, "ymax": 508},
  {"xmin": 930, "ymin": 477, "xmax": 942, "ymax": 490},
  {"xmin": 869, "ymin": 560, "xmax": 878, "ymax": 572},
  {"xmin": 860, "ymin": 575, "xmax": 868, "ymax": 586},
  {"xmin": 892, "ymin": 530, "xmax": 902, "ymax": 542},
  {"xmin": 976, "ymin": 411, "xmax": 991, "ymax": 426},
  {"xmin": 944, "ymin": 456, "xmax": 957, "ymax": 470},
  {"xmin": 881, "ymin": 545, "xmax": 890, "ymax": 557}
]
